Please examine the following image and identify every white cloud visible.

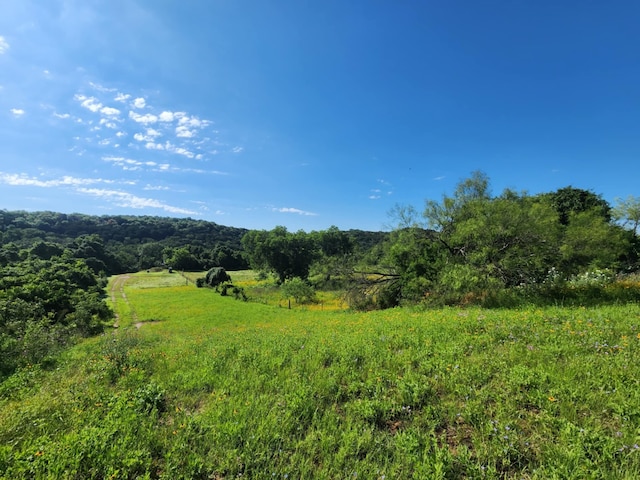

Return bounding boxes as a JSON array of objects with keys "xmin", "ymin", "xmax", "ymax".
[
  {"xmin": 0, "ymin": 36, "xmax": 9, "ymax": 54},
  {"xmin": 75, "ymin": 95, "xmax": 103, "ymax": 112},
  {"xmin": 232, "ymin": 146, "xmax": 244, "ymax": 153},
  {"xmin": 89, "ymin": 82, "xmax": 116, "ymax": 92},
  {"xmin": 53, "ymin": 112, "xmax": 71, "ymax": 119},
  {"xmin": 115, "ymin": 93, "xmax": 131, "ymax": 102},
  {"xmin": 115, "ymin": 131, "xmax": 126, "ymax": 137},
  {"xmin": 178, "ymin": 115, "xmax": 210, "ymax": 128},
  {"xmin": 274, "ymin": 207, "xmax": 317, "ymax": 216},
  {"xmin": 145, "ymin": 141, "xmax": 164, "ymax": 151},
  {"xmin": 10, "ymin": 108, "xmax": 25, "ymax": 117},
  {"xmin": 100, "ymin": 106, "xmax": 120, "ymax": 116},
  {"xmin": 129, "ymin": 111, "xmax": 158, "ymax": 124},
  {"xmin": 134, "ymin": 131, "xmax": 168, "ymax": 143},
  {"xmin": 176, "ymin": 125, "xmax": 195, "ymax": 138},
  {"xmin": 102, "ymin": 155, "xmax": 159, "ymax": 171},
  {"xmin": 132, "ymin": 97, "xmax": 146, "ymax": 109},
  {"xmin": 99, "ymin": 118, "xmax": 118, "ymax": 129},
  {"xmin": 158, "ymin": 111, "xmax": 175, "ymax": 122},
  {"xmin": 144, "ymin": 184, "xmax": 170, "ymax": 191},
  {"xmin": 76, "ymin": 187, "xmax": 196, "ymax": 215},
  {"xmin": 0, "ymin": 172, "xmax": 112, "ymax": 188}
]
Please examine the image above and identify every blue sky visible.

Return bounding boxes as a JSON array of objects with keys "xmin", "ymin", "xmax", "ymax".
[{"xmin": 1, "ymin": 1, "xmax": 639, "ymax": 232}]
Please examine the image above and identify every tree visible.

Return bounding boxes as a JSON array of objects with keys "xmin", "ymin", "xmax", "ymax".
[
  {"xmin": 613, "ymin": 195, "xmax": 640, "ymax": 235},
  {"xmin": 205, "ymin": 267, "xmax": 231, "ymax": 288},
  {"xmin": 542, "ymin": 186, "xmax": 611, "ymax": 225},
  {"xmin": 559, "ymin": 209, "xmax": 630, "ymax": 274},
  {"xmin": 281, "ymin": 277, "xmax": 317, "ymax": 304},
  {"xmin": 241, "ymin": 227, "xmax": 318, "ymax": 283},
  {"xmin": 167, "ymin": 246, "xmax": 201, "ymax": 271}
]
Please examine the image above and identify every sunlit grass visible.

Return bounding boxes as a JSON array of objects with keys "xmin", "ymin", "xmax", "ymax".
[{"xmin": 2, "ymin": 272, "xmax": 640, "ymax": 478}]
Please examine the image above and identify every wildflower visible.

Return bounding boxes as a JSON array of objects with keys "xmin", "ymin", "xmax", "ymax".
[
  {"xmin": 35, "ymin": 450, "xmax": 43, "ymax": 457},
  {"xmin": 548, "ymin": 396, "xmax": 556, "ymax": 402}
]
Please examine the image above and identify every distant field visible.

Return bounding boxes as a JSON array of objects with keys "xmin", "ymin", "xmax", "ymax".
[
  {"xmin": 181, "ymin": 269, "xmax": 348, "ymax": 311},
  {"xmin": 2, "ymin": 271, "xmax": 640, "ymax": 478}
]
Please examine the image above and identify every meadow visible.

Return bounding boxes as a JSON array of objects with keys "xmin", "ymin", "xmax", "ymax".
[{"xmin": 1, "ymin": 271, "xmax": 640, "ymax": 479}]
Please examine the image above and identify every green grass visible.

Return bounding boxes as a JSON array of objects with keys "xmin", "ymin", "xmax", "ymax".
[{"xmin": 2, "ymin": 271, "xmax": 640, "ymax": 478}]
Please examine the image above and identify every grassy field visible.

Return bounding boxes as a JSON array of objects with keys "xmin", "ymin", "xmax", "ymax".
[{"xmin": 2, "ymin": 271, "xmax": 640, "ymax": 478}]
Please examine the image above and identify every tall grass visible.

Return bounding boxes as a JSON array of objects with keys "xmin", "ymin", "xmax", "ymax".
[{"xmin": 1, "ymin": 271, "xmax": 640, "ymax": 478}]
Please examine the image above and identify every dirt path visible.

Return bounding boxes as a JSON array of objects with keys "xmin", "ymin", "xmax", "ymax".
[{"xmin": 109, "ymin": 275, "xmax": 140, "ymax": 328}]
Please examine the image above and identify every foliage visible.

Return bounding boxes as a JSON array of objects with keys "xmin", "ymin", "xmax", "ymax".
[
  {"xmin": 0, "ymin": 210, "xmax": 251, "ymax": 274},
  {"xmin": 372, "ymin": 172, "xmax": 639, "ymax": 308},
  {"xmin": 3, "ymin": 274, "xmax": 640, "ymax": 478},
  {"xmin": 204, "ymin": 266, "xmax": 231, "ymax": 288},
  {"xmin": 542, "ymin": 185, "xmax": 612, "ymax": 225},
  {"xmin": 614, "ymin": 195, "xmax": 640, "ymax": 235},
  {"xmin": 0, "ymin": 245, "xmax": 113, "ymax": 379},
  {"xmin": 281, "ymin": 277, "xmax": 317, "ymax": 304},
  {"xmin": 242, "ymin": 226, "xmax": 319, "ymax": 283}
]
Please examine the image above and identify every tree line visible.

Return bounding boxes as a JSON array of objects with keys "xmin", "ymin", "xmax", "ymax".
[{"xmin": 239, "ymin": 173, "xmax": 640, "ymax": 309}]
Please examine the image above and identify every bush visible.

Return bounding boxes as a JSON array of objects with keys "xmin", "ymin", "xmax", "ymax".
[
  {"xmin": 281, "ymin": 277, "xmax": 317, "ymax": 304},
  {"xmin": 205, "ymin": 267, "xmax": 231, "ymax": 288}
]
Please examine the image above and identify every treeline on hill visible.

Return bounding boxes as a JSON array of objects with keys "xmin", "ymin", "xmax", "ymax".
[
  {"xmin": 240, "ymin": 172, "xmax": 640, "ymax": 309},
  {"xmin": 0, "ymin": 211, "xmax": 387, "ymax": 275},
  {"xmin": 0, "ymin": 212, "xmax": 250, "ymax": 273},
  {"xmin": 0, "ymin": 212, "xmax": 386, "ymax": 377}
]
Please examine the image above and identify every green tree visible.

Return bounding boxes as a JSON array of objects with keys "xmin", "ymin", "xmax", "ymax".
[
  {"xmin": 613, "ymin": 195, "xmax": 640, "ymax": 235},
  {"xmin": 205, "ymin": 267, "xmax": 231, "ymax": 288},
  {"xmin": 281, "ymin": 277, "xmax": 317, "ymax": 304},
  {"xmin": 167, "ymin": 247, "xmax": 201, "ymax": 271},
  {"xmin": 542, "ymin": 186, "xmax": 611, "ymax": 225},
  {"xmin": 559, "ymin": 209, "xmax": 630, "ymax": 274},
  {"xmin": 241, "ymin": 227, "xmax": 318, "ymax": 283}
]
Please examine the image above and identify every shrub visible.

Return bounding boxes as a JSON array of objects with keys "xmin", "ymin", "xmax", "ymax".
[
  {"xmin": 281, "ymin": 277, "xmax": 317, "ymax": 304},
  {"xmin": 205, "ymin": 267, "xmax": 231, "ymax": 288}
]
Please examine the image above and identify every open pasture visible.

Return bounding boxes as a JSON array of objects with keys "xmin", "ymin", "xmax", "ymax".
[{"xmin": 1, "ymin": 271, "xmax": 640, "ymax": 479}]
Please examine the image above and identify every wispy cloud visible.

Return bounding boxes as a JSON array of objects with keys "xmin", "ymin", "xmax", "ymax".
[
  {"xmin": 0, "ymin": 36, "xmax": 9, "ymax": 54},
  {"xmin": 0, "ymin": 172, "xmax": 114, "ymax": 188},
  {"xmin": 103, "ymin": 155, "xmax": 166, "ymax": 171},
  {"xmin": 10, "ymin": 108, "xmax": 25, "ymax": 117},
  {"xmin": 274, "ymin": 207, "xmax": 317, "ymax": 216},
  {"xmin": 77, "ymin": 187, "xmax": 196, "ymax": 215}
]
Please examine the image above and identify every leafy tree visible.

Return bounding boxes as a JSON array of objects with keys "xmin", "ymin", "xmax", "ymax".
[
  {"xmin": 167, "ymin": 246, "xmax": 201, "ymax": 271},
  {"xmin": 281, "ymin": 277, "xmax": 317, "ymax": 304},
  {"xmin": 559, "ymin": 209, "xmax": 630, "ymax": 274},
  {"xmin": 242, "ymin": 227, "xmax": 318, "ymax": 283},
  {"xmin": 542, "ymin": 186, "xmax": 611, "ymax": 225},
  {"xmin": 613, "ymin": 195, "xmax": 640, "ymax": 235},
  {"xmin": 311, "ymin": 226, "xmax": 356, "ymax": 285},
  {"xmin": 205, "ymin": 267, "xmax": 231, "ymax": 288}
]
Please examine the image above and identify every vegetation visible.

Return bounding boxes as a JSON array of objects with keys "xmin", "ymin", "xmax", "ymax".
[
  {"xmin": 347, "ymin": 173, "xmax": 640, "ymax": 309},
  {"xmin": 2, "ymin": 272, "xmax": 640, "ymax": 478},
  {"xmin": 0, "ymin": 243, "xmax": 113, "ymax": 379}
]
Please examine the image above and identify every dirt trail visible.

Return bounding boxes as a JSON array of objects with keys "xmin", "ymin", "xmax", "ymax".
[{"xmin": 109, "ymin": 275, "xmax": 140, "ymax": 328}]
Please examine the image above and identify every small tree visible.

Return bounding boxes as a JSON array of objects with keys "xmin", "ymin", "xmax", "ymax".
[
  {"xmin": 281, "ymin": 277, "xmax": 317, "ymax": 304},
  {"xmin": 205, "ymin": 267, "xmax": 231, "ymax": 288}
]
